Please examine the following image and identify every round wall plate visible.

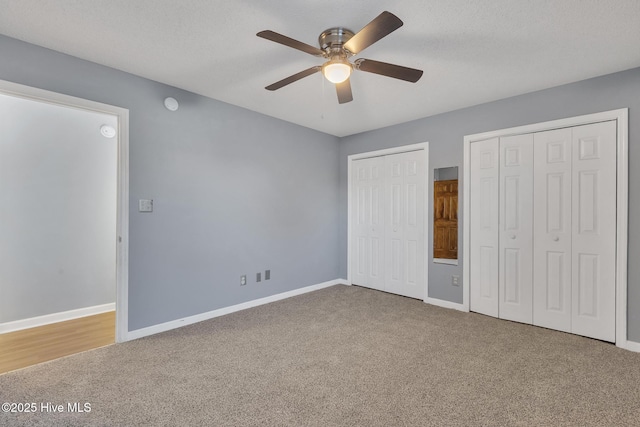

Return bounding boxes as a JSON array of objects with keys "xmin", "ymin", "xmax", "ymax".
[
  {"xmin": 164, "ymin": 97, "xmax": 179, "ymax": 111},
  {"xmin": 100, "ymin": 124, "xmax": 116, "ymax": 138}
]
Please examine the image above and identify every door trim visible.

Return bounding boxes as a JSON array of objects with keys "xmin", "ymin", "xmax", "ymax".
[
  {"xmin": 0, "ymin": 79, "xmax": 130, "ymax": 343},
  {"xmin": 463, "ymin": 108, "xmax": 628, "ymax": 349},
  {"xmin": 347, "ymin": 142, "xmax": 430, "ymax": 300}
]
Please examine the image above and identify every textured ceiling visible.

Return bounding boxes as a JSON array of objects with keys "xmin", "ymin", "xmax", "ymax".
[{"xmin": 1, "ymin": 0, "xmax": 640, "ymax": 137}]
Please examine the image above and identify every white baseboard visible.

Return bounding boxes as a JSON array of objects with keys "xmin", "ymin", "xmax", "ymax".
[
  {"xmin": 424, "ymin": 297, "xmax": 467, "ymax": 312},
  {"xmin": 0, "ymin": 303, "xmax": 115, "ymax": 334},
  {"xmin": 126, "ymin": 279, "xmax": 346, "ymax": 341},
  {"xmin": 619, "ymin": 339, "xmax": 640, "ymax": 353}
]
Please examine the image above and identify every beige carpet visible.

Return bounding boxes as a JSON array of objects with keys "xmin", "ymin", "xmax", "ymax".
[{"xmin": 1, "ymin": 284, "xmax": 639, "ymax": 426}]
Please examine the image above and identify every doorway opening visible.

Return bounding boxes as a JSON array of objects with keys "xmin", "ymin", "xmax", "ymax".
[{"xmin": 0, "ymin": 80, "xmax": 129, "ymax": 373}]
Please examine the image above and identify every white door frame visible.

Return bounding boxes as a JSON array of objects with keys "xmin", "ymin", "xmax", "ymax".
[
  {"xmin": 347, "ymin": 142, "xmax": 430, "ymax": 301},
  {"xmin": 463, "ymin": 108, "xmax": 629, "ymax": 349},
  {"xmin": 0, "ymin": 79, "xmax": 130, "ymax": 343}
]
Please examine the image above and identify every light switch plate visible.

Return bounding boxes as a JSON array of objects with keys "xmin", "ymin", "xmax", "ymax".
[{"xmin": 139, "ymin": 199, "xmax": 153, "ymax": 212}]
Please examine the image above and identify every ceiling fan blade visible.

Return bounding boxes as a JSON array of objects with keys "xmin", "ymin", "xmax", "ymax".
[
  {"xmin": 257, "ymin": 30, "xmax": 325, "ymax": 57},
  {"xmin": 355, "ymin": 59, "xmax": 423, "ymax": 83},
  {"xmin": 336, "ymin": 79, "xmax": 353, "ymax": 104},
  {"xmin": 265, "ymin": 66, "xmax": 321, "ymax": 91},
  {"xmin": 343, "ymin": 11, "xmax": 403, "ymax": 55}
]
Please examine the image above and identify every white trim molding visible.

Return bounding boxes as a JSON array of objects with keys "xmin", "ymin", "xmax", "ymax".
[
  {"xmin": 347, "ymin": 142, "xmax": 430, "ymax": 301},
  {"xmin": 0, "ymin": 79, "xmax": 130, "ymax": 343},
  {"xmin": 425, "ymin": 297, "xmax": 466, "ymax": 312},
  {"xmin": 463, "ymin": 108, "xmax": 629, "ymax": 348},
  {"xmin": 126, "ymin": 279, "xmax": 346, "ymax": 341},
  {"xmin": 433, "ymin": 258, "xmax": 458, "ymax": 266},
  {"xmin": 622, "ymin": 340, "xmax": 640, "ymax": 353},
  {"xmin": 0, "ymin": 303, "xmax": 115, "ymax": 334}
]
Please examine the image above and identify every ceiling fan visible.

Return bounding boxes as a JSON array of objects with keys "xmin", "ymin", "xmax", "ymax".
[{"xmin": 257, "ymin": 11, "xmax": 423, "ymax": 104}]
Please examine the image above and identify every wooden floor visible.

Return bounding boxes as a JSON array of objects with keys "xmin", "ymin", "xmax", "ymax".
[{"xmin": 0, "ymin": 311, "xmax": 115, "ymax": 375}]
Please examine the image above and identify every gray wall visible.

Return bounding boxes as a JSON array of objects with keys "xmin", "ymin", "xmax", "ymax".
[
  {"xmin": 434, "ymin": 167, "xmax": 458, "ymax": 182},
  {"xmin": 0, "ymin": 35, "xmax": 340, "ymax": 331},
  {"xmin": 339, "ymin": 67, "xmax": 640, "ymax": 342},
  {"xmin": 2, "ymin": 33, "xmax": 639, "ymax": 343}
]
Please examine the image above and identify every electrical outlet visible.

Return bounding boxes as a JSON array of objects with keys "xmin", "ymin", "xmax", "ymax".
[
  {"xmin": 451, "ymin": 275, "xmax": 460, "ymax": 286},
  {"xmin": 240, "ymin": 275, "xmax": 246, "ymax": 286},
  {"xmin": 265, "ymin": 270, "xmax": 270, "ymax": 280},
  {"xmin": 256, "ymin": 272, "xmax": 261, "ymax": 282},
  {"xmin": 138, "ymin": 199, "xmax": 153, "ymax": 212}
]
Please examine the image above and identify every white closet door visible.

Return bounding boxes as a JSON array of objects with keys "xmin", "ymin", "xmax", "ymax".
[
  {"xmin": 571, "ymin": 121, "xmax": 617, "ymax": 342},
  {"xmin": 470, "ymin": 138, "xmax": 500, "ymax": 317},
  {"xmin": 533, "ymin": 128, "xmax": 572, "ymax": 332},
  {"xmin": 351, "ymin": 156, "xmax": 385, "ymax": 291},
  {"xmin": 498, "ymin": 134, "xmax": 533, "ymax": 324},
  {"xmin": 384, "ymin": 151, "xmax": 425, "ymax": 299}
]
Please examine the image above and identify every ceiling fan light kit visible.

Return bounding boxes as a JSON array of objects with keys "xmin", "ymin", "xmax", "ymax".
[
  {"xmin": 322, "ymin": 58, "xmax": 352, "ymax": 84},
  {"xmin": 257, "ymin": 11, "xmax": 423, "ymax": 104}
]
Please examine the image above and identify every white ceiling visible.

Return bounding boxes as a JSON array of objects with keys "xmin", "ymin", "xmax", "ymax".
[{"xmin": 1, "ymin": 0, "xmax": 639, "ymax": 137}]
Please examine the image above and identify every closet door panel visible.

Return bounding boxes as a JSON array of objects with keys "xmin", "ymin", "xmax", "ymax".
[
  {"xmin": 351, "ymin": 160, "xmax": 369, "ymax": 287},
  {"xmin": 351, "ymin": 156, "xmax": 385, "ymax": 291},
  {"xmin": 385, "ymin": 150, "xmax": 425, "ymax": 299},
  {"xmin": 571, "ymin": 121, "xmax": 616, "ymax": 342},
  {"xmin": 403, "ymin": 152, "xmax": 424, "ymax": 299},
  {"xmin": 470, "ymin": 138, "xmax": 499, "ymax": 317},
  {"xmin": 386, "ymin": 156, "xmax": 404, "ymax": 293},
  {"xmin": 533, "ymin": 128, "xmax": 572, "ymax": 332},
  {"xmin": 498, "ymin": 134, "xmax": 533, "ymax": 324}
]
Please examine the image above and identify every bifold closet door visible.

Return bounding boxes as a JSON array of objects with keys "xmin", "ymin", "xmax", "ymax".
[
  {"xmin": 498, "ymin": 134, "xmax": 533, "ymax": 324},
  {"xmin": 470, "ymin": 120, "xmax": 617, "ymax": 342},
  {"xmin": 571, "ymin": 121, "xmax": 616, "ymax": 342},
  {"xmin": 351, "ymin": 151, "xmax": 425, "ymax": 299},
  {"xmin": 533, "ymin": 128, "xmax": 572, "ymax": 333},
  {"xmin": 385, "ymin": 150, "xmax": 425, "ymax": 300},
  {"xmin": 351, "ymin": 156, "xmax": 385, "ymax": 291},
  {"xmin": 469, "ymin": 138, "xmax": 499, "ymax": 317}
]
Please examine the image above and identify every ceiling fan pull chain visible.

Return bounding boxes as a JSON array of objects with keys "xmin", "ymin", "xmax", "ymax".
[{"xmin": 321, "ymin": 70, "xmax": 326, "ymax": 113}]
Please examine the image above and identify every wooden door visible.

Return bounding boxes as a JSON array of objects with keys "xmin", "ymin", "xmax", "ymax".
[{"xmin": 433, "ymin": 180, "xmax": 458, "ymax": 260}]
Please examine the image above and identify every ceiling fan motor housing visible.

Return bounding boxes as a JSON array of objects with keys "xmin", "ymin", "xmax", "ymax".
[{"xmin": 319, "ymin": 27, "xmax": 355, "ymax": 55}]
